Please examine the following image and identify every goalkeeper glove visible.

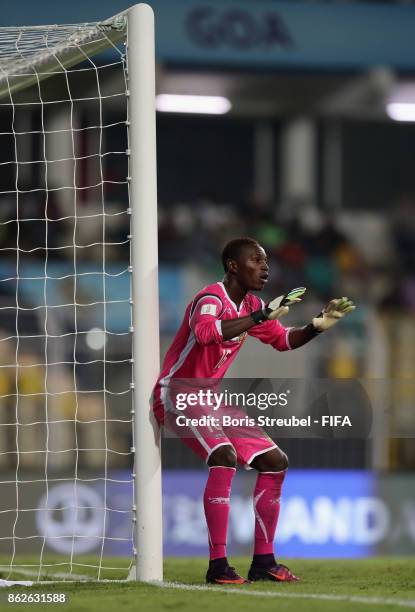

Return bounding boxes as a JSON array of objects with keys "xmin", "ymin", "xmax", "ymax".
[
  {"xmin": 312, "ymin": 297, "xmax": 355, "ymax": 332},
  {"xmin": 251, "ymin": 287, "xmax": 306, "ymax": 324}
]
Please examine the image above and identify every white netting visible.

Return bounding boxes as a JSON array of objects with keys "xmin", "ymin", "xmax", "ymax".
[{"xmin": 0, "ymin": 16, "xmax": 135, "ymax": 581}]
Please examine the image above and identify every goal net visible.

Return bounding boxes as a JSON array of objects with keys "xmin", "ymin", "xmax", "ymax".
[{"xmin": 0, "ymin": 4, "xmax": 161, "ymax": 583}]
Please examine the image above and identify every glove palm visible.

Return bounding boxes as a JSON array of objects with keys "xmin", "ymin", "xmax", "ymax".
[{"xmin": 312, "ymin": 297, "xmax": 355, "ymax": 331}]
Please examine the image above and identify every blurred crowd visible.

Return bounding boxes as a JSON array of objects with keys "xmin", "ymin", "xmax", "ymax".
[
  {"xmin": 160, "ymin": 196, "xmax": 415, "ymax": 311},
  {"xmin": 0, "ymin": 189, "xmax": 414, "ymax": 314},
  {"xmin": 158, "ymin": 194, "xmax": 415, "ymax": 312}
]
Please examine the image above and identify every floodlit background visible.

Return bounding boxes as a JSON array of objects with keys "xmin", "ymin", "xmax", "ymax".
[{"xmin": 0, "ymin": 0, "xmax": 414, "ymax": 562}]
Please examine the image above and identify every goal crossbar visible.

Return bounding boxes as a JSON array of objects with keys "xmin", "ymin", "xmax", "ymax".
[{"xmin": 0, "ymin": 14, "xmax": 127, "ymax": 99}]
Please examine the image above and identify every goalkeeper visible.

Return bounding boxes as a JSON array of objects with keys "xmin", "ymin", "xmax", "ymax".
[{"xmin": 152, "ymin": 237, "xmax": 354, "ymax": 585}]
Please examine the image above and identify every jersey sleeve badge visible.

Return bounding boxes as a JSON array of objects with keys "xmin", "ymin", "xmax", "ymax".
[{"xmin": 200, "ymin": 304, "xmax": 217, "ymax": 316}]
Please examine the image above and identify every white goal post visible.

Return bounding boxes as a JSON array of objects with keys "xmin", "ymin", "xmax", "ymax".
[
  {"xmin": 0, "ymin": 3, "xmax": 162, "ymax": 583},
  {"xmin": 127, "ymin": 4, "xmax": 162, "ymax": 584}
]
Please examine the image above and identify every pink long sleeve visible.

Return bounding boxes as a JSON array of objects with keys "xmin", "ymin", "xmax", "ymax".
[{"xmin": 190, "ymin": 296, "xmax": 224, "ymax": 346}]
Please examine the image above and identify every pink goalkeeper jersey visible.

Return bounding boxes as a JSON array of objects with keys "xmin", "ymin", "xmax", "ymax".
[{"xmin": 153, "ymin": 281, "xmax": 292, "ymax": 421}]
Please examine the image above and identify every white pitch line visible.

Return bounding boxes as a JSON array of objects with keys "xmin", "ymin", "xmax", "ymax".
[{"xmin": 154, "ymin": 581, "xmax": 415, "ymax": 610}]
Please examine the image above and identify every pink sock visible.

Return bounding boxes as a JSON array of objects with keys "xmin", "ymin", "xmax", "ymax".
[
  {"xmin": 203, "ymin": 466, "xmax": 236, "ymax": 560},
  {"xmin": 253, "ymin": 470, "xmax": 286, "ymax": 556}
]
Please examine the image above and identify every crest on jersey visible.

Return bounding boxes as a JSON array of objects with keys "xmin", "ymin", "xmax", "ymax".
[{"xmin": 201, "ymin": 304, "xmax": 217, "ymax": 316}]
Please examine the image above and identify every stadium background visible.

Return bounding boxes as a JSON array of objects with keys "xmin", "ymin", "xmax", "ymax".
[{"xmin": 0, "ymin": 0, "xmax": 414, "ymax": 562}]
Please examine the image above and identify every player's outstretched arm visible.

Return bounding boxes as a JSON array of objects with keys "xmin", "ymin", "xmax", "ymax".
[
  {"xmin": 288, "ymin": 297, "xmax": 355, "ymax": 349},
  {"xmin": 221, "ymin": 287, "xmax": 306, "ymax": 341}
]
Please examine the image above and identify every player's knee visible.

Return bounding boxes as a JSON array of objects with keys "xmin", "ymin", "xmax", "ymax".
[
  {"xmin": 251, "ymin": 448, "xmax": 288, "ymax": 472},
  {"xmin": 278, "ymin": 451, "xmax": 289, "ymax": 471},
  {"xmin": 208, "ymin": 445, "xmax": 237, "ymax": 468}
]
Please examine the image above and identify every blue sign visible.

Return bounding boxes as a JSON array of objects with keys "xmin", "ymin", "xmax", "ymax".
[
  {"xmin": 161, "ymin": 469, "xmax": 378, "ymax": 558},
  {"xmin": 159, "ymin": 265, "xmax": 186, "ymax": 333},
  {"xmin": 277, "ymin": 470, "xmax": 377, "ymax": 558},
  {"xmin": 154, "ymin": 0, "xmax": 415, "ymax": 70}
]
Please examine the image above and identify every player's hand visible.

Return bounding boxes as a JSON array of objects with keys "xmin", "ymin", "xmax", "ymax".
[
  {"xmin": 266, "ymin": 286, "xmax": 306, "ymax": 320},
  {"xmin": 251, "ymin": 287, "xmax": 306, "ymax": 324},
  {"xmin": 312, "ymin": 297, "xmax": 355, "ymax": 331}
]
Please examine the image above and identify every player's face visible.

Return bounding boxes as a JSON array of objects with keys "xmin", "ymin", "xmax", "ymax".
[{"xmin": 235, "ymin": 244, "xmax": 269, "ymax": 291}]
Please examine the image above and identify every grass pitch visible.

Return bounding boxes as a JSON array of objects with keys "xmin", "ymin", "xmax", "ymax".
[{"xmin": 1, "ymin": 557, "xmax": 415, "ymax": 612}]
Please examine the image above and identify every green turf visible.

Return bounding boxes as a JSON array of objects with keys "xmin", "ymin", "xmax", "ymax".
[{"xmin": 1, "ymin": 558, "xmax": 415, "ymax": 612}]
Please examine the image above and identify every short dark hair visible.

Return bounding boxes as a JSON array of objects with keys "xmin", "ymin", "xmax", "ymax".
[{"xmin": 221, "ymin": 237, "xmax": 260, "ymax": 272}]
